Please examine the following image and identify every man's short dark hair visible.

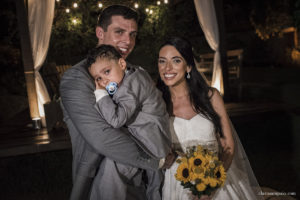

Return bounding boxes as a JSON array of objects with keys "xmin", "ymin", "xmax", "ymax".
[
  {"xmin": 86, "ymin": 45, "xmax": 122, "ymax": 68},
  {"xmin": 97, "ymin": 5, "xmax": 138, "ymax": 31}
]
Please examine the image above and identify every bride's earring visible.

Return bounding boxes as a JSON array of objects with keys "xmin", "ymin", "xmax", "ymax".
[{"xmin": 186, "ymin": 72, "xmax": 191, "ymax": 79}]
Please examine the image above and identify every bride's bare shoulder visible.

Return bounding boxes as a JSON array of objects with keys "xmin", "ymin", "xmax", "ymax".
[{"xmin": 208, "ymin": 88, "xmax": 224, "ymax": 109}]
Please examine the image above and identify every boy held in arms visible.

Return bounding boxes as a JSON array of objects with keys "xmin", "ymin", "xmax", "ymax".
[{"xmin": 86, "ymin": 44, "xmax": 171, "ymax": 162}]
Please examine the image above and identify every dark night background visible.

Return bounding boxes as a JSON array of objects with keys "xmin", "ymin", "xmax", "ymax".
[{"xmin": 0, "ymin": 0, "xmax": 299, "ymax": 199}]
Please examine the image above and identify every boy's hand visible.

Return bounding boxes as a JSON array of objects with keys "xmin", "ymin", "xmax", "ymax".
[
  {"xmin": 95, "ymin": 80, "xmax": 105, "ymax": 90},
  {"xmin": 162, "ymin": 151, "xmax": 178, "ymax": 169}
]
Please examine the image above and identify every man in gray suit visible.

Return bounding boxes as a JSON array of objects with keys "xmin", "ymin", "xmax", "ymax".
[{"xmin": 60, "ymin": 5, "xmax": 174, "ymax": 200}]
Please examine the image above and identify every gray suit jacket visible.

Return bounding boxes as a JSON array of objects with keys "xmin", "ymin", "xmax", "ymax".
[
  {"xmin": 95, "ymin": 66, "xmax": 172, "ymax": 158},
  {"xmin": 60, "ymin": 60, "xmax": 166, "ymax": 199}
]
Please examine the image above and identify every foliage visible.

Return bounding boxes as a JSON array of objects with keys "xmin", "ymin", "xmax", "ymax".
[
  {"xmin": 48, "ymin": 0, "xmax": 99, "ymax": 65},
  {"xmin": 294, "ymin": 0, "xmax": 300, "ymax": 29},
  {"xmin": 249, "ymin": 0, "xmax": 293, "ymax": 40},
  {"xmin": 0, "ymin": 45, "xmax": 26, "ymax": 95},
  {"xmin": 0, "ymin": 0, "xmax": 26, "ymax": 96}
]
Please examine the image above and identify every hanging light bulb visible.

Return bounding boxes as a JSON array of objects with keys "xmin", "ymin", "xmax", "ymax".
[
  {"xmin": 164, "ymin": 0, "xmax": 168, "ymax": 4},
  {"xmin": 145, "ymin": 8, "xmax": 149, "ymax": 13},
  {"xmin": 56, "ymin": 0, "xmax": 60, "ymax": 2},
  {"xmin": 157, "ymin": 1, "xmax": 161, "ymax": 5},
  {"xmin": 98, "ymin": 3, "xmax": 103, "ymax": 8},
  {"xmin": 134, "ymin": 3, "xmax": 139, "ymax": 9},
  {"xmin": 149, "ymin": 9, "xmax": 153, "ymax": 14},
  {"xmin": 73, "ymin": 3, "xmax": 78, "ymax": 8},
  {"xmin": 66, "ymin": 8, "xmax": 70, "ymax": 13}
]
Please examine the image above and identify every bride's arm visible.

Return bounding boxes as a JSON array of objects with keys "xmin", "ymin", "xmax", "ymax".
[{"xmin": 210, "ymin": 89, "xmax": 234, "ymax": 171}]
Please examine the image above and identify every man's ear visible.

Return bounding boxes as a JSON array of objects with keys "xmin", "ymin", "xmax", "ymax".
[
  {"xmin": 119, "ymin": 58, "xmax": 127, "ymax": 70},
  {"xmin": 96, "ymin": 26, "xmax": 104, "ymax": 41},
  {"xmin": 87, "ymin": 66, "xmax": 92, "ymax": 75}
]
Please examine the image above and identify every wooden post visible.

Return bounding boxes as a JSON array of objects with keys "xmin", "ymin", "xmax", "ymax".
[
  {"xmin": 15, "ymin": 0, "xmax": 40, "ymax": 119},
  {"xmin": 294, "ymin": 28, "xmax": 298, "ymax": 48},
  {"xmin": 213, "ymin": 0, "xmax": 230, "ymax": 102}
]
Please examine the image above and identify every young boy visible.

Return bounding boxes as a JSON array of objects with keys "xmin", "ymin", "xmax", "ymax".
[{"xmin": 86, "ymin": 44, "xmax": 171, "ymax": 164}]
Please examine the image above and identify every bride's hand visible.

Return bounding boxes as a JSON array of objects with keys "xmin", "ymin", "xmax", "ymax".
[
  {"xmin": 219, "ymin": 137, "xmax": 233, "ymax": 171},
  {"xmin": 193, "ymin": 190, "xmax": 216, "ymax": 200},
  {"xmin": 193, "ymin": 195, "xmax": 210, "ymax": 200}
]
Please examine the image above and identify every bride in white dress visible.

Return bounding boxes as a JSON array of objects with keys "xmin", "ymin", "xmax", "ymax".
[{"xmin": 156, "ymin": 37, "xmax": 263, "ymax": 200}]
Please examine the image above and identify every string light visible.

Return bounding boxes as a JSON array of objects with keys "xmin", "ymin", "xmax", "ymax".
[
  {"xmin": 72, "ymin": 18, "xmax": 78, "ymax": 24},
  {"xmin": 59, "ymin": 2, "xmax": 168, "ymax": 21}
]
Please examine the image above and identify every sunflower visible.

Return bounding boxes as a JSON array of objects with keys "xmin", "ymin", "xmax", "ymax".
[
  {"xmin": 207, "ymin": 177, "xmax": 219, "ymax": 188},
  {"xmin": 191, "ymin": 166, "xmax": 205, "ymax": 181},
  {"xmin": 175, "ymin": 162, "xmax": 191, "ymax": 183},
  {"xmin": 175, "ymin": 156, "xmax": 189, "ymax": 165},
  {"xmin": 214, "ymin": 165, "xmax": 227, "ymax": 186},
  {"xmin": 200, "ymin": 176, "xmax": 209, "ymax": 184},
  {"xmin": 196, "ymin": 182, "xmax": 207, "ymax": 192},
  {"xmin": 208, "ymin": 161, "xmax": 216, "ymax": 169},
  {"xmin": 189, "ymin": 154, "xmax": 207, "ymax": 169},
  {"xmin": 195, "ymin": 145, "xmax": 204, "ymax": 154},
  {"xmin": 205, "ymin": 154, "xmax": 217, "ymax": 169}
]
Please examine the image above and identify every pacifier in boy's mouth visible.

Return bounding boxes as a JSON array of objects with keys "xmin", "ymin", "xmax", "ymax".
[{"xmin": 105, "ymin": 82, "xmax": 118, "ymax": 95}]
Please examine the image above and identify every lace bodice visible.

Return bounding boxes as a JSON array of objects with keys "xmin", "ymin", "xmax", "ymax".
[{"xmin": 170, "ymin": 114, "xmax": 219, "ymax": 153}]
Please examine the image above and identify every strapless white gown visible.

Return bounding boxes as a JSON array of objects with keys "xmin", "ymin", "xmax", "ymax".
[{"xmin": 162, "ymin": 115, "xmax": 262, "ymax": 200}]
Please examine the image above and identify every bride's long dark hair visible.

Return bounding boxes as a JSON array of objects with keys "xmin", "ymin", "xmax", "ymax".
[{"xmin": 156, "ymin": 37, "xmax": 223, "ymax": 137}]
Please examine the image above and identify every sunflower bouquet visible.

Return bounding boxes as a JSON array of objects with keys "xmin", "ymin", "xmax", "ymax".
[{"xmin": 175, "ymin": 145, "xmax": 226, "ymax": 199}]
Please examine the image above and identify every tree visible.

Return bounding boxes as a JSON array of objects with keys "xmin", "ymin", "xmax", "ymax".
[
  {"xmin": 250, "ymin": 0, "xmax": 293, "ymax": 40},
  {"xmin": 0, "ymin": 0, "xmax": 26, "ymax": 96}
]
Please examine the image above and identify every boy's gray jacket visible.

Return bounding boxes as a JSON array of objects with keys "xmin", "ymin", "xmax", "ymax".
[{"xmin": 95, "ymin": 66, "xmax": 172, "ymax": 158}]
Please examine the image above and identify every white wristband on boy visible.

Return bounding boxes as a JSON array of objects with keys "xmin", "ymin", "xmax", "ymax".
[
  {"xmin": 94, "ymin": 89, "xmax": 108, "ymax": 102},
  {"xmin": 159, "ymin": 158, "xmax": 165, "ymax": 168}
]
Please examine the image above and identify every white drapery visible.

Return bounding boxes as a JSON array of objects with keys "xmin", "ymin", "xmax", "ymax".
[
  {"xmin": 28, "ymin": 0, "xmax": 55, "ymax": 126},
  {"xmin": 193, "ymin": 0, "xmax": 224, "ymax": 94}
]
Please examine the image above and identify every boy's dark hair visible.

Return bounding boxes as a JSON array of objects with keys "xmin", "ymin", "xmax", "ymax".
[
  {"xmin": 86, "ymin": 45, "xmax": 122, "ymax": 67},
  {"xmin": 97, "ymin": 5, "xmax": 138, "ymax": 31}
]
